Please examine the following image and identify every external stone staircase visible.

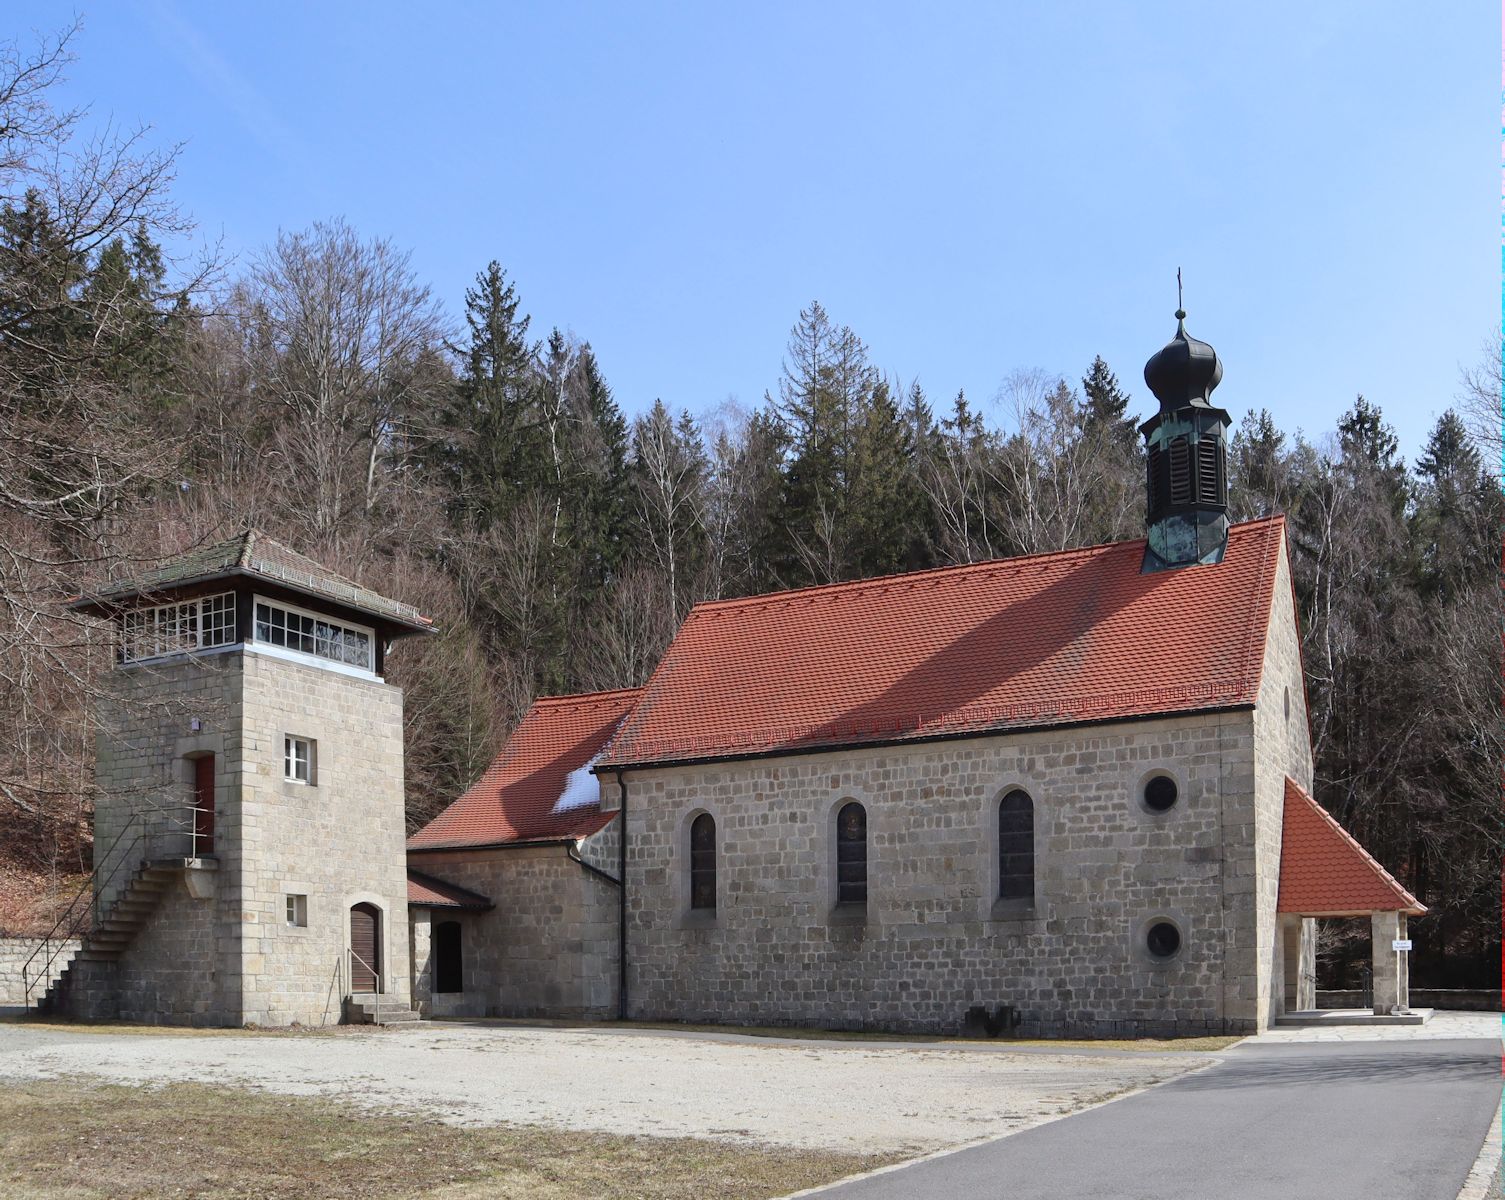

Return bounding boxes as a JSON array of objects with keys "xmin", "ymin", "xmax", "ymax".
[
  {"xmin": 345, "ymin": 992, "xmax": 422, "ymax": 1025},
  {"xmin": 30, "ymin": 858, "xmax": 217, "ymax": 1016}
]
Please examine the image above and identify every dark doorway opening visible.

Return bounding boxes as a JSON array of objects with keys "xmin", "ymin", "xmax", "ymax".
[
  {"xmin": 192, "ymin": 755, "xmax": 215, "ymax": 855},
  {"xmin": 434, "ymin": 920, "xmax": 463, "ymax": 993},
  {"xmin": 350, "ymin": 903, "xmax": 381, "ymax": 992}
]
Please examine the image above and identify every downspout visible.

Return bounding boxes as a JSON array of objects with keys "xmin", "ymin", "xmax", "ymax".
[
  {"xmin": 565, "ymin": 841, "xmax": 620, "ymax": 888},
  {"xmin": 615, "ymin": 769, "xmax": 628, "ymax": 1022}
]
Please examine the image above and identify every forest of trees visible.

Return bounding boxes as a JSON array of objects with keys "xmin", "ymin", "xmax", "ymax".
[{"xmin": 0, "ymin": 27, "xmax": 1499, "ymax": 986}]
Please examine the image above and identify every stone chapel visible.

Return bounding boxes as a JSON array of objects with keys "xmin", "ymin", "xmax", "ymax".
[{"xmin": 34, "ymin": 308, "xmax": 1425, "ymax": 1035}]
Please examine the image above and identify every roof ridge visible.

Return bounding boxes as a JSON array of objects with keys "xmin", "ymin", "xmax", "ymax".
[
  {"xmin": 684, "ymin": 517, "xmax": 1288, "ymax": 619},
  {"xmin": 532, "ymin": 685, "xmax": 644, "ymax": 706},
  {"xmin": 691, "ymin": 539, "xmax": 1136, "ymax": 617}
]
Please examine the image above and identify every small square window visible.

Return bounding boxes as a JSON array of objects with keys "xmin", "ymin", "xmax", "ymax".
[
  {"xmin": 284, "ymin": 736, "xmax": 315, "ymax": 784},
  {"xmin": 285, "ymin": 894, "xmax": 308, "ymax": 927}
]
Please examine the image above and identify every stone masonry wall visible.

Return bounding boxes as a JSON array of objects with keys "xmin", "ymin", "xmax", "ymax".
[
  {"xmin": 407, "ymin": 843, "xmax": 618, "ymax": 1019},
  {"xmin": 237, "ymin": 650, "xmax": 411, "ymax": 1025},
  {"xmin": 89, "ymin": 653, "xmax": 246, "ymax": 1024},
  {"xmin": 624, "ymin": 711, "xmax": 1260, "ymax": 1037},
  {"xmin": 0, "ymin": 937, "xmax": 79, "ymax": 1006},
  {"xmin": 1250, "ymin": 537, "xmax": 1316, "ymax": 1029},
  {"xmin": 114, "ymin": 872, "xmax": 228, "ymax": 1024}
]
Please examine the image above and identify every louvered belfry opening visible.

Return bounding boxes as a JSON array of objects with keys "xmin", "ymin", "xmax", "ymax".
[
  {"xmin": 350, "ymin": 903, "xmax": 381, "ymax": 992},
  {"xmin": 1196, "ymin": 437, "xmax": 1223, "ymax": 505}
]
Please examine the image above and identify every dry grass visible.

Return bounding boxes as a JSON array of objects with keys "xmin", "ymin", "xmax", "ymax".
[
  {"xmin": 0, "ymin": 1016, "xmax": 359, "ymax": 1038},
  {"xmin": 0, "ymin": 1077, "xmax": 894, "ymax": 1200},
  {"xmin": 442, "ymin": 1016, "xmax": 1243, "ymax": 1053}
]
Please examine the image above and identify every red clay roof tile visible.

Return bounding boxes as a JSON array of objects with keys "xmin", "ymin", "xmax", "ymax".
[
  {"xmin": 1278, "ymin": 777, "xmax": 1425, "ymax": 916},
  {"xmin": 408, "ymin": 687, "xmax": 639, "ymax": 850},
  {"xmin": 600, "ymin": 517, "xmax": 1287, "ymax": 768},
  {"xmin": 406, "ymin": 869, "xmax": 493, "ymax": 909}
]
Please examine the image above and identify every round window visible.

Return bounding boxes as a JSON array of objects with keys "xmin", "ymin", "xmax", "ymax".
[
  {"xmin": 1143, "ymin": 775, "xmax": 1178, "ymax": 812},
  {"xmin": 1146, "ymin": 921, "xmax": 1181, "ymax": 959}
]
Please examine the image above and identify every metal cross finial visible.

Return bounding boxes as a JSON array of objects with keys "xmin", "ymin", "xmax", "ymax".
[{"xmin": 1177, "ymin": 268, "xmax": 1183, "ymax": 311}]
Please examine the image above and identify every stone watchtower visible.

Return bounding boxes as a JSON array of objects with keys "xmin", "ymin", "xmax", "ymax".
[{"xmin": 48, "ymin": 532, "xmax": 432, "ymax": 1026}]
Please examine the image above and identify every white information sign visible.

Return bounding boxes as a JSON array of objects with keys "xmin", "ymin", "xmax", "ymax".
[{"xmin": 1391, "ymin": 939, "xmax": 1413, "ymax": 951}]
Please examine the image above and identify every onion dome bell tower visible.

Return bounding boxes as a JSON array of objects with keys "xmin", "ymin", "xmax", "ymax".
[{"xmin": 1140, "ymin": 308, "xmax": 1231, "ymax": 571}]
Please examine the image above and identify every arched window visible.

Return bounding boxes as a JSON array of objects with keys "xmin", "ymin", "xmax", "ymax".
[
  {"xmin": 836, "ymin": 801, "xmax": 868, "ymax": 906},
  {"xmin": 689, "ymin": 813, "xmax": 716, "ymax": 910},
  {"xmin": 434, "ymin": 920, "xmax": 463, "ymax": 993},
  {"xmin": 998, "ymin": 790, "xmax": 1034, "ymax": 902}
]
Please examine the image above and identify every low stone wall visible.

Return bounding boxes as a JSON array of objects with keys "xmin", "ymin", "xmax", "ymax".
[
  {"xmin": 1317, "ymin": 988, "xmax": 1500, "ymax": 1012},
  {"xmin": 0, "ymin": 936, "xmax": 81, "ymax": 1007}
]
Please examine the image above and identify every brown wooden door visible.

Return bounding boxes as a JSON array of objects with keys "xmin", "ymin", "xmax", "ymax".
[
  {"xmin": 350, "ymin": 904, "xmax": 380, "ymax": 992},
  {"xmin": 192, "ymin": 755, "xmax": 215, "ymax": 855}
]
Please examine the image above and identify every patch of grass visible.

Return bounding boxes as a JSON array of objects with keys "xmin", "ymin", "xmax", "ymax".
[
  {"xmin": 0, "ymin": 1016, "xmax": 357, "ymax": 1037},
  {"xmin": 0, "ymin": 1077, "xmax": 894, "ymax": 1200}
]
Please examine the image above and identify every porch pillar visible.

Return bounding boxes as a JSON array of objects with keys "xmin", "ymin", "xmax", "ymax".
[
  {"xmin": 1370, "ymin": 911, "xmax": 1407, "ymax": 1014},
  {"xmin": 1297, "ymin": 917, "xmax": 1317, "ymax": 1011}
]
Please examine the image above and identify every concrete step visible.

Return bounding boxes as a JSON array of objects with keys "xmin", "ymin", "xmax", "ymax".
[
  {"xmin": 346, "ymin": 995, "xmax": 422, "ymax": 1025},
  {"xmin": 364, "ymin": 1010, "xmax": 422, "ymax": 1024},
  {"xmin": 1276, "ymin": 1007, "xmax": 1433, "ymax": 1027}
]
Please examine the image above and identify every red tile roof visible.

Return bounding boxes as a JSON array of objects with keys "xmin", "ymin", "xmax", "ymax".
[
  {"xmin": 408, "ymin": 687, "xmax": 640, "ymax": 850},
  {"xmin": 406, "ymin": 869, "xmax": 493, "ymax": 909},
  {"xmin": 600, "ymin": 517, "xmax": 1287, "ymax": 769},
  {"xmin": 1278, "ymin": 778, "xmax": 1426, "ymax": 916}
]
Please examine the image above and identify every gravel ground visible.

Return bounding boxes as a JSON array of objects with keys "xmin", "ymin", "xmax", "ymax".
[{"xmin": 0, "ymin": 1021, "xmax": 1208, "ymax": 1155}]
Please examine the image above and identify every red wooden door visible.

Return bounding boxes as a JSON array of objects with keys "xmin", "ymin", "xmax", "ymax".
[
  {"xmin": 350, "ymin": 904, "xmax": 380, "ymax": 992},
  {"xmin": 193, "ymin": 755, "xmax": 215, "ymax": 855}
]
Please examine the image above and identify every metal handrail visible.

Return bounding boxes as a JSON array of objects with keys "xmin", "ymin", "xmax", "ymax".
[
  {"xmin": 20, "ymin": 803, "xmax": 217, "ymax": 1009},
  {"xmin": 349, "ymin": 949, "xmax": 381, "ymax": 1025}
]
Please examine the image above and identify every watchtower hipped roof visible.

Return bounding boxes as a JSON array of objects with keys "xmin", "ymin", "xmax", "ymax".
[{"xmin": 68, "ymin": 529, "xmax": 433, "ymax": 635}]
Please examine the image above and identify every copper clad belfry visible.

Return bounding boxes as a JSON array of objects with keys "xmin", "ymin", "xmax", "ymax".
[
  {"xmin": 1144, "ymin": 309, "xmax": 1224, "ymax": 407},
  {"xmin": 1140, "ymin": 306, "xmax": 1232, "ymax": 571}
]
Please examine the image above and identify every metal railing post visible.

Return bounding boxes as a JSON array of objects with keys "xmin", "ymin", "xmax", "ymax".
[{"xmin": 348, "ymin": 949, "xmax": 381, "ymax": 1025}]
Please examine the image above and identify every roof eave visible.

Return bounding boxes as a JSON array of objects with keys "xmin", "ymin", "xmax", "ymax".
[
  {"xmin": 407, "ymin": 836, "xmax": 582, "ymax": 853},
  {"xmin": 69, "ymin": 566, "xmax": 436, "ymax": 635},
  {"xmin": 598, "ymin": 702, "xmax": 1258, "ymax": 773},
  {"xmin": 1278, "ymin": 903, "xmax": 1428, "ymax": 918}
]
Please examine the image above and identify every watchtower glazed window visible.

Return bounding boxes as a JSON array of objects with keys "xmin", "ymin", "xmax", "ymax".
[
  {"xmin": 998, "ymin": 790, "xmax": 1034, "ymax": 902},
  {"xmin": 689, "ymin": 813, "xmax": 716, "ymax": 910},
  {"xmin": 836, "ymin": 801, "xmax": 868, "ymax": 905}
]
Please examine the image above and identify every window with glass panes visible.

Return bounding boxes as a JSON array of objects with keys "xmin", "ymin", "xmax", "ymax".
[
  {"xmin": 689, "ymin": 813, "xmax": 716, "ymax": 910},
  {"xmin": 998, "ymin": 790, "xmax": 1034, "ymax": 901},
  {"xmin": 836, "ymin": 802, "xmax": 868, "ymax": 905},
  {"xmin": 120, "ymin": 592, "xmax": 236, "ymax": 662},
  {"xmin": 284, "ymin": 735, "xmax": 314, "ymax": 784},
  {"xmin": 254, "ymin": 599, "xmax": 373, "ymax": 670}
]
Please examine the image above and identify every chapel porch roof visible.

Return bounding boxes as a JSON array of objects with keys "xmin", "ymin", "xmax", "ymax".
[{"xmin": 1277, "ymin": 777, "xmax": 1426, "ymax": 917}]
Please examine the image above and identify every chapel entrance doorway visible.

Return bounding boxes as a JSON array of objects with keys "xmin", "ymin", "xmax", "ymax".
[
  {"xmin": 350, "ymin": 903, "xmax": 382, "ymax": 992},
  {"xmin": 434, "ymin": 920, "xmax": 463, "ymax": 993}
]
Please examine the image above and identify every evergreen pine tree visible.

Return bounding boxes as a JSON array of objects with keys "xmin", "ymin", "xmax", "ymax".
[
  {"xmin": 439, "ymin": 261, "xmax": 539, "ymax": 525},
  {"xmin": 1080, "ymin": 355, "xmax": 1137, "ymax": 448}
]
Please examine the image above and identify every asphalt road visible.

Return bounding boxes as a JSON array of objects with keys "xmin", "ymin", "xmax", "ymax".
[{"xmin": 809, "ymin": 1039, "xmax": 1502, "ymax": 1200}]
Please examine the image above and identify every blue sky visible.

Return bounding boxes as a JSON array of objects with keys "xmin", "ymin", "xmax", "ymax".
[{"xmin": 12, "ymin": 1, "xmax": 1496, "ymax": 457}]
